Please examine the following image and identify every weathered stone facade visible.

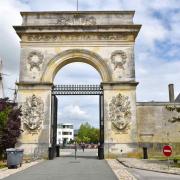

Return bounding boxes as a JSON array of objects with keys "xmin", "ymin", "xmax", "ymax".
[{"xmin": 14, "ymin": 11, "xmax": 141, "ymax": 158}]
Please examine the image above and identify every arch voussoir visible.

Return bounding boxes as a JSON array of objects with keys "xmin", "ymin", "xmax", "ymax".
[{"xmin": 41, "ymin": 49, "xmax": 112, "ymax": 83}]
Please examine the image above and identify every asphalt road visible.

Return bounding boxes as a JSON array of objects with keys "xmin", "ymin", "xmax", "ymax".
[
  {"xmin": 3, "ymin": 149, "xmax": 117, "ymax": 180},
  {"xmin": 127, "ymin": 168, "xmax": 180, "ymax": 180}
]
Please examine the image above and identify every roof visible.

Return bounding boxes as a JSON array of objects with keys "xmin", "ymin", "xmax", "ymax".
[{"xmin": 175, "ymin": 93, "xmax": 180, "ymax": 102}]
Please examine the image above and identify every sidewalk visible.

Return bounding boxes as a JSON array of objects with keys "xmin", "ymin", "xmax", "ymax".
[
  {"xmin": 117, "ymin": 158, "xmax": 180, "ymax": 175},
  {"xmin": 0, "ymin": 160, "xmax": 42, "ymax": 179},
  {"xmin": 107, "ymin": 159, "xmax": 137, "ymax": 180}
]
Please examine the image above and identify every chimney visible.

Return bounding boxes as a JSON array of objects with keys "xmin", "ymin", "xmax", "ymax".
[{"xmin": 168, "ymin": 84, "xmax": 174, "ymax": 102}]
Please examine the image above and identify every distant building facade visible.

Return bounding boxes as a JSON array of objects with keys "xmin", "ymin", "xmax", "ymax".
[{"xmin": 57, "ymin": 123, "xmax": 74, "ymax": 144}]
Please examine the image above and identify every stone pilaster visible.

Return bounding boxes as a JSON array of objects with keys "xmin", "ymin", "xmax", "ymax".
[
  {"xmin": 16, "ymin": 83, "xmax": 52, "ymax": 158},
  {"xmin": 102, "ymin": 82, "xmax": 138, "ymax": 158}
]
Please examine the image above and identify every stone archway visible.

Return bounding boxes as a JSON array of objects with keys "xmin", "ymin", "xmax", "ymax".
[
  {"xmin": 14, "ymin": 11, "xmax": 141, "ymax": 158},
  {"xmin": 41, "ymin": 49, "xmax": 112, "ymax": 83}
]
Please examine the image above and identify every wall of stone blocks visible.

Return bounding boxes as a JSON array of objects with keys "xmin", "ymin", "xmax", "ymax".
[{"xmin": 137, "ymin": 102, "xmax": 180, "ymax": 157}]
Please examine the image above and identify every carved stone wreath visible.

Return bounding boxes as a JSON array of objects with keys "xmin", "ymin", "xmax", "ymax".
[
  {"xmin": 27, "ymin": 51, "xmax": 44, "ymax": 71},
  {"xmin": 22, "ymin": 95, "xmax": 44, "ymax": 134},
  {"xmin": 111, "ymin": 50, "xmax": 127, "ymax": 70},
  {"xmin": 109, "ymin": 93, "xmax": 131, "ymax": 131}
]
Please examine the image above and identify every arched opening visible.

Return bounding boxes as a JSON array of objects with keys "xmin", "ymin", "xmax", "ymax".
[
  {"xmin": 41, "ymin": 49, "xmax": 111, "ymax": 83},
  {"xmin": 50, "ymin": 60, "xmax": 104, "ymax": 160}
]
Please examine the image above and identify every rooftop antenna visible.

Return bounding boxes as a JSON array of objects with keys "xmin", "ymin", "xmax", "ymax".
[
  {"xmin": 8, "ymin": 81, "xmax": 18, "ymax": 103},
  {"xmin": 76, "ymin": 0, "xmax": 79, "ymax": 11}
]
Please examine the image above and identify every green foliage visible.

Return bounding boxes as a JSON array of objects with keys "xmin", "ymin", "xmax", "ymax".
[
  {"xmin": 0, "ymin": 108, "xmax": 10, "ymax": 128},
  {"xmin": 68, "ymin": 139, "xmax": 75, "ymax": 144},
  {"xmin": 166, "ymin": 105, "xmax": 180, "ymax": 112},
  {"xmin": 76, "ymin": 122, "xmax": 99, "ymax": 144},
  {"xmin": 0, "ymin": 98, "xmax": 22, "ymax": 160},
  {"xmin": 165, "ymin": 105, "xmax": 180, "ymax": 122},
  {"xmin": 0, "ymin": 161, "xmax": 6, "ymax": 169}
]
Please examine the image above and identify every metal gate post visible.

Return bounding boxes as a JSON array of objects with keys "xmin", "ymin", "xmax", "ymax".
[{"xmin": 99, "ymin": 94, "xmax": 104, "ymax": 159}]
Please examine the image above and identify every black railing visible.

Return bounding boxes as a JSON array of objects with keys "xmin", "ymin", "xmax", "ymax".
[{"xmin": 52, "ymin": 85, "xmax": 103, "ymax": 95}]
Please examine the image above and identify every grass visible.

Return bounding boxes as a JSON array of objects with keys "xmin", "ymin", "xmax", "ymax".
[
  {"xmin": 0, "ymin": 160, "xmax": 7, "ymax": 169},
  {"xmin": 149, "ymin": 156, "xmax": 180, "ymax": 161},
  {"xmin": 127, "ymin": 152, "xmax": 143, "ymax": 159},
  {"xmin": 174, "ymin": 163, "xmax": 180, "ymax": 168}
]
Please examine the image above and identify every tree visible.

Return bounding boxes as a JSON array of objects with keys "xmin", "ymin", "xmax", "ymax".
[
  {"xmin": 0, "ymin": 98, "xmax": 22, "ymax": 160},
  {"xmin": 166, "ymin": 105, "xmax": 180, "ymax": 123},
  {"xmin": 77, "ymin": 122, "xmax": 99, "ymax": 144}
]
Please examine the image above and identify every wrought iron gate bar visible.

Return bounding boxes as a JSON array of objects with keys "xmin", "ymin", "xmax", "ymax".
[{"xmin": 52, "ymin": 85, "xmax": 103, "ymax": 95}]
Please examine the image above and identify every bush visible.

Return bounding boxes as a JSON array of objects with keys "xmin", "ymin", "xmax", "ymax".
[{"xmin": 0, "ymin": 98, "xmax": 22, "ymax": 160}]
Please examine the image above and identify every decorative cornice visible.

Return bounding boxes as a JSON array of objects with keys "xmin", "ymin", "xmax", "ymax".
[
  {"xmin": 13, "ymin": 25, "xmax": 141, "ymax": 39},
  {"xmin": 22, "ymin": 33, "xmax": 134, "ymax": 42},
  {"xmin": 20, "ymin": 11, "xmax": 135, "ymax": 15},
  {"xmin": 17, "ymin": 82, "xmax": 53, "ymax": 86},
  {"xmin": 137, "ymin": 102, "xmax": 180, "ymax": 106},
  {"xmin": 101, "ymin": 81, "xmax": 139, "ymax": 86}
]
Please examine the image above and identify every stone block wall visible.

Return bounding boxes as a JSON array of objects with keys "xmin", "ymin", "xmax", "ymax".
[{"xmin": 137, "ymin": 102, "xmax": 180, "ymax": 158}]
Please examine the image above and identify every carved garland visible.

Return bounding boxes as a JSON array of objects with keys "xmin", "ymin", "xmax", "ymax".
[
  {"xmin": 111, "ymin": 50, "xmax": 127, "ymax": 70},
  {"xmin": 27, "ymin": 51, "xmax": 44, "ymax": 71},
  {"xmin": 22, "ymin": 95, "xmax": 44, "ymax": 134},
  {"xmin": 109, "ymin": 93, "xmax": 131, "ymax": 131}
]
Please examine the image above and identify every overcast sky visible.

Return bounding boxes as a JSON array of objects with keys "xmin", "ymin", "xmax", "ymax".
[{"xmin": 0, "ymin": 0, "xmax": 180, "ymax": 128}]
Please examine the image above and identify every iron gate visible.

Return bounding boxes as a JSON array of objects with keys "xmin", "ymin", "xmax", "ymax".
[{"xmin": 50, "ymin": 85, "xmax": 104, "ymax": 159}]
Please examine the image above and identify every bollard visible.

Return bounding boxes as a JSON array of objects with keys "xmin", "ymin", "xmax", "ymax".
[
  {"xmin": 143, "ymin": 147, "xmax": 148, "ymax": 159},
  {"xmin": 98, "ymin": 145, "xmax": 104, "ymax": 160},
  {"xmin": 48, "ymin": 147, "xmax": 54, "ymax": 160},
  {"xmin": 56, "ymin": 145, "xmax": 60, "ymax": 157}
]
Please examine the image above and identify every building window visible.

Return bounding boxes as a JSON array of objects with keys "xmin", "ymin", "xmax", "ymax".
[{"xmin": 62, "ymin": 132, "xmax": 72, "ymax": 135}]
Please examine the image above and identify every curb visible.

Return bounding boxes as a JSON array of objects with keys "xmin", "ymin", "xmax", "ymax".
[{"xmin": 117, "ymin": 159, "xmax": 180, "ymax": 176}]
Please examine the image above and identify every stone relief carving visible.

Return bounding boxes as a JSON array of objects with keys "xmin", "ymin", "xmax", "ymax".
[
  {"xmin": 109, "ymin": 93, "xmax": 131, "ymax": 132},
  {"xmin": 111, "ymin": 50, "xmax": 127, "ymax": 70},
  {"xmin": 57, "ymin": 15, "xmax": 96, "ymax": 25},
  {"xmin": 27, "ymin": 51, "xmax": 44, "ymax": 71},
  {"xmin": 26, "ymin": 33, "xmax": 130, "ymax": 42},
  {"xmin": 22, "ymin": 95, "xmax": 44, "ymax": 134}
]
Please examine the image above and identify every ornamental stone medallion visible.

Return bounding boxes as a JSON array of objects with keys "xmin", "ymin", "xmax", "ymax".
[
  {"xmin": 27, "ymin": 51, "xmax": 44, "ymax": 71},
  {"xmin": 111, "ymin": 50, "xmax": 127, "ymax": 70},
  {"xmin": 109, "ymin": 93, "xmax": 131, "ymax": 132},
  {"xmin": 22, "ymin": 94, "xmax": 44, "ymax": 134}
]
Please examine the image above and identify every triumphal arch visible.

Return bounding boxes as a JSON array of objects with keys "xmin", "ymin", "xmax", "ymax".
[{"xmin": 14, "ymin": 11, "xmax": 141, "ymax": 159}]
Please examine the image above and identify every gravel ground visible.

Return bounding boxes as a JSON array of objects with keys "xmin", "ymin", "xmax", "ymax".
[
  {"xmin": 118, "ymin": 158, "xmax": 180, "ymax": 175},
  {"xmin": 107, "ymin": 159, "xmax": 137, "ymax": 180}
]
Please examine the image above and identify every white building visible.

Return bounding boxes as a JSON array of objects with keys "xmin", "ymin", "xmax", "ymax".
[{"xmin": 57, "ymin": 123, "xmax": 74, "ymax": 144}]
